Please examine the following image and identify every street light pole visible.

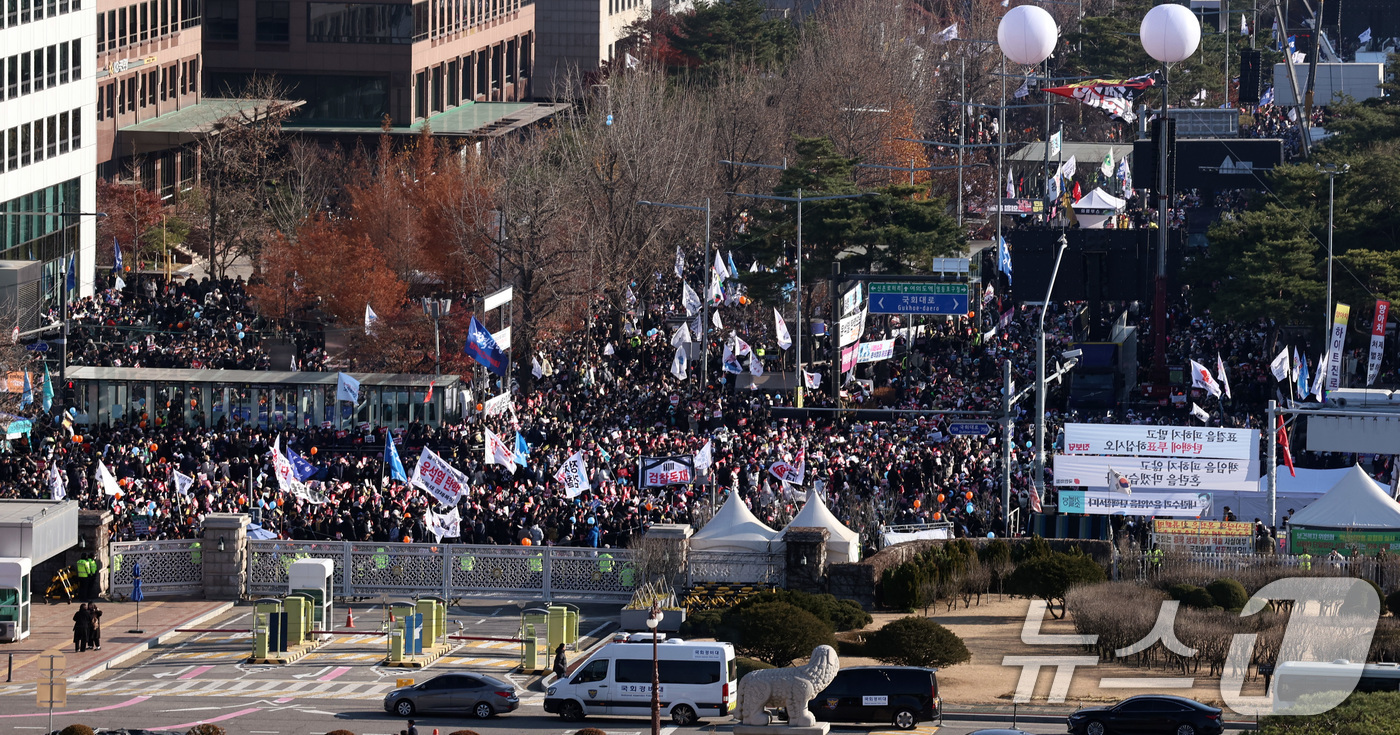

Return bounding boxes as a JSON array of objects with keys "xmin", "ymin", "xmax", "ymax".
[
  {"xmin": 646, "ymin": 603, "xmax": 663, "ymax": 735},
  {"xmin": 422, "ymin": 298, "xmax": 452, "ymax": 375},
  {"xmin": 639, "ymin": 198, "xmax": 713, "ymax": 390},
  {"xmin": 1034, "ymin": 235, "xmax": 1069, "ymax": 503},
  {"xmin": 1317, "ymin": 164, "xmax": 1349, "ymax": 335}
]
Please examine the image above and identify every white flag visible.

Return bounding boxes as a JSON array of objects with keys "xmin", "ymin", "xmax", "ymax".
[
  {"xmin": 1190, "ymin": 359, "xmax": 1222, "ymax": 398},
  {"xmin": 1270, "ymin": 347, "xmax": 1291, "ymax": 382},
  {"xmin": 671, "ymin": 345, "xmax": 688, "ymax": 380},
  {"xmin": 733, "ymin": 335, "xmax": 752, "ymax": 357},
  {"xmin": 625, "ymin": 52, "xmax": 639, "ymax": 69},
  {"xmin": 935, "ymin": 22, "xmax": 958, "ymax": 42},
  {"xmin": 712, "ymin": 310, "xmax": 723, "ymax": 329},
  {"xmin": 675, "ymin": 246, "xmax": 685, "ymax": 279},
  {"xmin": 336, "ymin": 372, "xmax": 361, "ymax": 402},
  {"xmin": 1191, "ymin": 402, "xmax": 1211, "ymax": 422},
  {"xmin": 694, "ymin": 439, "xmax": 714, "ymax": 473},
  {"xmin": 1059, "ymin": 156, "xmax": 1077, "ymax": 180},
  {"xmin": 1106, "ymin": 467, "xmax": 1132, "ymax": 495},
  {"xmin": 1360, "ymin": 27, "xmax": 1372, "ymax": 44},
  {"xmin": 172, "ymin": 470, "xmax": 195, "ymax": 497},
  {"xmin": 484, "ymin": 427, "xmax": 517, "ymax": 469},
  {"xmin": 365, "ymin": 303, "xmax": 379, "ymax": 335},
  {"xmin": 749, "ymin": 260, "xmax": 759, "ymax": 273},
  {"xmin": 554, "ymin": 451, "xmax": 591, "ymax": 498},
  {"xmin": 604, "ymin": 342, "xmax": 615, "ymax": 356},
  {"xmin": 114, "ymin": 275, "xmax": 126, "ymax": 291},
  {"xmin": 1313, "ymin": 351, "xmax": 1328, "ymax": 399},
  {"xmin": 97, "ymin": 459, "xmax": 122, "ymax": 496},
  {"xmin": 1216, "ymin": 353, "xmax": 1232, "ymax": 399},
  {"xmin": 428, "ymin": 507, "xmax": 461, "ymax": 541},
  {"xmin": 672, "ymin": 322, "xmax": 692, "ymax": 347},
  {"xmin": 1100, "ymin": 148, "xmax": 1114, "ymax": 177},
  {"xmin": 775, "ymin": 309, "xmax": 793, "ymax": 350},
  {"xmin": 713, "ymin": 251, "xmax": 730, "ymax": 282},
  {"xmin": 803, "ymin": 370, "xmax": 823, "ymax": 389},
  {"xmin": 48, "ymin": 463, "xmax": 65, "ymax": 500},
  {"xmin": 682, "ymin": 283, "xmax": 702, "ymax": 315},
  {"xmin": 749, "ymin": 351, "xmax": 764, "ymax": 376},
  {"xmin": 532, "ymin": 356, "xmax": 544, "ymax": 379}
]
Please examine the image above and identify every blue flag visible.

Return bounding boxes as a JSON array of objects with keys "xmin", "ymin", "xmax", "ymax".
[
  {"xmin": 113, "ymin": 236, "xmax": 123, "ymax": 272},
  {"xmin": 19, "ymin": 371, "xmax": 31, "ymax": 409},
  {"xmin": 41, "ymin": 364, "xmax": 53, "ymax": 412},
  {"xmin": 997, "ymin": 236, "xmax": 1013, "ymax": 284},
  {"xmin": 385, "ymin": 432, "xmax": 408, "ymax": 482},
  {"xmin": 66, "ymin": 254, "xmax": 76, "ymax": 293},
  {"xmin": 1296, "ymin": 348, "xmax": 1310, "ymax": 399},
  {"xmin": 727, "ymin": 251, "xmax": 739, "ymax": 281},
  {"xmin": 514, "ymin": 432, "xmax": 530, "ymax": 467},
  {"xmin": 464, "ymin": 316, "xmax": 508, "ymax": 376},
  {"xmin": 286, "ymin": 448, "xmax": 318, "ymax": 482}
]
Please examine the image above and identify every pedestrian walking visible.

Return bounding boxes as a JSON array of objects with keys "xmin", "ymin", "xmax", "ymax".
[{"xmin": 72, "ymin": 604, "xmax": 92, "ymax": 652}]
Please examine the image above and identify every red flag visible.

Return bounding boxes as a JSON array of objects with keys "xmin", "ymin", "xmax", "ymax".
[
  {"xmin": 1072, "ymin": 181, "xmax": 1083, "ymax": 203},
  {"xmin": 1277, "ymin": 415, "xmax": 1296, "ymax": 477},
  {"xmin": 1029, "ymin": 487, "xmax": 1043, "ymax": 514},
  {"xmin": 425, "ymin": 380, "xmax": 435, "ymax": 403}
]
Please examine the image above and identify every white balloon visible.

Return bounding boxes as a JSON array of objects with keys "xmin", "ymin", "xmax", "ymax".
[
  {"xmin": 1140, "ymin": 3, "xmax": 1201, "ymax": 63},
  {"xmin": 997, "ymin": 5, "xmax": 1059, "ymax": 66}
]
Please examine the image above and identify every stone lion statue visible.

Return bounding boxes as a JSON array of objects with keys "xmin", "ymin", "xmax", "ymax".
[{"xmin": 737, "ymin": 645, "xmax": 841, "ymax": 727}]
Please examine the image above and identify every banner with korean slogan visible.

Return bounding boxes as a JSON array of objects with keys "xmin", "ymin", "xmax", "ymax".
[
  {"xmin": 410, "ymin": 446, "xmax": 469, "ymax": 505},
  {"xmin": 856, "ymin": 339, "xmax": 896, "ymax": 363},
  {"xmin": 640, "ymin": 455, "xmax": 695, "ymax": 487},
  {"xmin": 554, "ymin": 451, "xmax": 590, "ymax": 498},
  {"xmin": 1063, "ymin": 424, "xmax": 1257, "ymax": 461},
  {"xmin": 1368, "ymin": 300, "xmax": 1389, "ymax": 386},
  {"xmin": 1324, "ymin": 302, "xmax": 1351, "ymax": 392},
  {"xmin": 1152, "ymin": 519, "xmax": 1254, "ymax": 554},
  {"xmin": 1057, "ymin": 489, "xmax": 1212, "ymax": 517},
  {"xmin": 483, "ymin": 391, "xmax": 513, "ymax": 417},
  {"xmin": 1053, "ymin": 454, "xmax": 1258, "ymax": 492}
]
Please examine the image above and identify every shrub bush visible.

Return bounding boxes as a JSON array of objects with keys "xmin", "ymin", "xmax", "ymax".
[
  {"xmin": 1181, "ymin": 586, "xmax": 1216, "ymax": 610},
  {"xmin": 1260, "ymin": 691, "xmax": 1400, "ymax": 735},
  {"xmin": 1205, "ymin": 579, "xmax": 1249, "ymax": 610},
  {"xmin": 1166, "ymin": 583, "xmax": 1197, "ymax": 601},
  {"xmin": 1007, "ymin": 551, "xmax": 1106, "ymax": 618},
  {"xmin": 187, "ymin": 727, "xmax": 227, "ymax": 735},
  {"xmin": 727, "ymin": 601, "xmax": 837, "ymax": 666},
  {"xmin": 731, "ymin": 590, "xmax": 870, "ymax": 631},
  {"xmin": 576, "ymin": 728, "xmax": 609, "ymax": 735},
  {"xmin": 679, "ymin": 609, "xmax": 725, "ymax": 637},
  {"xmin": 58, "ymin": 726, "xmax": 94, "ymax": 735},
  {"xmin": 1386, "ymin": 590, "xmax": 1400, "ymax": 619},
  {"xmin": 735, "ymin": 656, "xmax": 775, "ymax": 679},
  {"xmin": 863, "ymin": 617, "xmax": 970, "ymax": 669}
]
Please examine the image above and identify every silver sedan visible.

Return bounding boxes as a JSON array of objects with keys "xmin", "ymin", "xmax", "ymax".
[{"xmin": 383, "ymin": 673, "xmax": 521, "ymax": 719}]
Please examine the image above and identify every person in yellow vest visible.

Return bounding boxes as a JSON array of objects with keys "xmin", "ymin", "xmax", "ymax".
[
  {"xmin": 618, "ymin": 562, "xmax": 635, "ymax": 588},
  {"xmin": 460, "ymin": 554, "xmax": 475, "ymax": 573},
  {"xmin": 1298, "ymin": 552, "xmax": 1313, "ymax": 571},
  {"xmin": 598, "ymin": 552, "xmax": 615, "ymax": 575},
  {"xmin": 190, "ymin": 541, "xmax": 203, "ymax": 566},
  {"xmin": 1147, "ymin": 545, "xmax": 1164, "ymax": 578},
  {"xmin": 75, "ymin": 556, "xmax": 92, "ymax": 602}
]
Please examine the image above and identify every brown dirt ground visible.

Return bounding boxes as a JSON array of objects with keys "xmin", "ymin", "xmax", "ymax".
[{"xmin": 835, "ymin": 595, "xmax": 1268, "ymax": 713}]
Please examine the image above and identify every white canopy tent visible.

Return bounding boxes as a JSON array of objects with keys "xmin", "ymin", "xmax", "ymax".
[
  {"xmin": 1071, "ymin": 187, "xmax": 1126, "ymax": 229},
  {"xmin": 690, "ymin": 491, "xmax": 783, "ymax": 553},
  {"xmin": 1287, "ymin": 465, "xmax": 1400, "ymax": 530},
  {"xmin": 1204, "ymin": 466, "xmax": 1357, "ymax": 524},
  {"xmin": 783, "ymin": 490, "xmax": 861, "ymax": 563}
]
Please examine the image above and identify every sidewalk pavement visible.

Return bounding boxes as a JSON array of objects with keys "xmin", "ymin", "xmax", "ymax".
[{"xmin": 0, "ymin": 597, "xmax": 233, "ymax": 683}]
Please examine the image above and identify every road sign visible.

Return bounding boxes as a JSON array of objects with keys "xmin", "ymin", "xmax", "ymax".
[
  {"xmin": 36, "ymin": 679, "xmax": 66, "ymax": 708},
  {"xmin": 24, "ymin": 342, "xmax": 48, "ymax": 352},
  {"xmin": 868, "ymin": 283, "xmax": 969, "ymax": 316},
  {"xmin": 39, "ymin": 653, "xmax": 64, "ymax": 674},
  {"xmin": 948, "ymin": 422, "xmax": 992, "ymax": 436}
]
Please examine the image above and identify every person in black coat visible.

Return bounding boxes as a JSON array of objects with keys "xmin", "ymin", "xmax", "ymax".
[{"xmin": 72, "ymin": 605, "xmax": 92, "ymax": 652}]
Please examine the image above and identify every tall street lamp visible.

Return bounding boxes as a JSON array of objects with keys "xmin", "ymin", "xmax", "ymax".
[
  {"xmin": 1317, "ymin": 163, "xmax": 1349, "ymax": 336},
  {"xmin": 422, "ymin": 298, "xmax": 451, "ymax": 375},
  {"xmin": 996, "ymin": 5, "xmax": 1059, "ymax": 268},
  {"xmin": 729, "ymin": 190, "xmax": 871, "ymax": 405},
  {"xmin": 1034, "ymin": 234, "xmax": 1069, "ymax": 506},
  {"xmin": 639, "ymin": 199, "xmax": 712, "ymax": 389},
  {"xmin": 1140, "ymin": 3, "xmax": 1202, "ymax": 381},
  {"xmin": 646, "ymin": 603, "xmax": 663, "ymax": 735}
]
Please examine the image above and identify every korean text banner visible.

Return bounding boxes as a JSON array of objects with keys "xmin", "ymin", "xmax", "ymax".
[
  {"xmin": 1052, "ymin": 454, "xmax": 1257, "ymax": 492},
  {"xmin": 1058, "ymin": 490, "xmax": 1212, "ymax": 517},
  {"xmin": 410, "ymin": 447, "xmax": 468, "ymax": 506},
  {"xmin": 639, "ymin": 455, "xmax": 695, "ymax": 487},
  {"xmin": 1153, "ymin": 519, "xmax": 1255, "ymax": 554},
  {"xmin": 1063, "ymin": 424, "xmax": 1258, "ymax": 461}
]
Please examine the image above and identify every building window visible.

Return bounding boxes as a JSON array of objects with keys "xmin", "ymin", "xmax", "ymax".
[
  {"xmin": 105, "ymin": 82, "xmax": 115, "ymax": 118},
  {"xmin": 306, "ymin": 3, "xmax": 414, "ymax": 44},
  {"xmin": 256, "ymin": 0, "xmax": 289, "ymax": 42},
  {"xmin": 70, "ymin": 107, "xmax": 79, "ymax": 150},
  {"xmin": 45, "ymin": 45, "xmax": 55, "ymax": 88},
  {"xmin": 5, "ymin": 128, "xmax": 15, "ymax": 171},
  {"xmin": 20, "ymin": 123, "xmax": 30, "ymax": 167},
  {"xmin": 107, "ymin": 11, "xmax": 117, "ymax": 51},
  {"xmin": 19, "ymin": 53, "xmax": 29, "ymax": 96},
  {"xmin": 5, "ymin": 56, "xmax": 13, "ymax": 99},
  {"xmin": 31, "ymin": 118, "xmax": 42, "ymax": 162},
  {"xmin": 32, "ymin": 48, "xmax": 42, "ymax": 92},
  {"xmin": 59, "ymin": 42, "xmax": 68, "ymax": 84},
  {"xmin": 97, "ymin": 15, "xmax": 106, "ymax": 51},
  {"xmin": 6, "ymin": 0, "xmax": 16, "ymax": 27},
  {"xmin": 46, "ymin": 115, "xmax": 56, "ymax": 159},
  {"xmin": 140, "ymin": 1, "xmax": 149, "ymax": 40},
  {"xmin": 96, "ymin": 87, "xmax": 104, "ymax": 120},
  {"xmin": 19, "ymin": 0, "xmax": 28, "ymax": 23},
  {"xmin": 71, "ymin": 39, "xmax": 79, "ymax": 82},
  {"xmin": 204, "ymin": 0, "xmax": 238, "ymax": 41},
  {"xmin": 59, "ymin": 111, "xmax": 68, "ymax": 153},
  {"xmin": 160, "ymin": 0, "xmax": 168, "ymax": 34},
  {"xmin": 414, "ymin": 70, "xmax": 426, "ymax": 119},
  {"xmin": 138, "ymin": 71, "xmax": 146, "ymax": 108},
  {"xmin": 181, "ymin": 0, "xmax": 199, "ymax": 28},
  {"xmin": 119, "ymin": 6, "xmax": 128, "ymax": 46}
]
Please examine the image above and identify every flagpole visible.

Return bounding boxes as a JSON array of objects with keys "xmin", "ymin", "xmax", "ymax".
[{"xmin": 1267, "ymin": 400, "xmax": 1277, "ymax": 536}]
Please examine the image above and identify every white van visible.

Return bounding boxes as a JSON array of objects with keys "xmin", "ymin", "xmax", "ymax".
[{"xmin": 544, "ymin": 638, "xmax": 738, "ymax": 726}]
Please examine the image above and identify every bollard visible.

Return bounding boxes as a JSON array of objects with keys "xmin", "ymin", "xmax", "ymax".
[{"xmin": 6, "ymin": 652, "xmax": 10, "ymax": 682}]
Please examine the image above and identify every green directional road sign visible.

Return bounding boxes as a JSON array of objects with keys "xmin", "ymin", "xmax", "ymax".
[{"xmin": 867, "ymin": 282, "xmax": 969, "ymax": 316}]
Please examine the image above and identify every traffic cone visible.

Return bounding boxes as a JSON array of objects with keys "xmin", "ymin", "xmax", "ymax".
[
  {"xmin": 389, "ymin": 609, "xmax": 395, "ymax": 623},
  {"xmin": 433, "ymin": 729, "xmax": 439, "ymax": 735},
  {"xmin": 345, "ymin": 607, "xmax": 355, "ymax": 628}
]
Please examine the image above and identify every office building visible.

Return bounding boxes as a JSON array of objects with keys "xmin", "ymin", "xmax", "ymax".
[{"xmin": 0, "ymin": 0, "xmax": 98, "ymax": 305}]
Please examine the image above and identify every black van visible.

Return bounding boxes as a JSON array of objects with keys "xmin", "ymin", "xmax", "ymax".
[{"xmin": 808, "ymin": 666, "xmax": 940, "ymax": 730}]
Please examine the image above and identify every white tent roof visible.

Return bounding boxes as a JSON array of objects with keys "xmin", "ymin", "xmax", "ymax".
[
  {"xmin": 784, "ymin": 490, "xmax": 856, "ymax": 546},
  {"xmin": 1072, "ymin": 187, "xmax": 1126, "ymax": 211},
  {"xmin": 691, "ymin": 491, "xmax": 781, "ymax": 552},
  {"xmin": 1288, "ymin": 465, "xmax": 1400, "ymax": 530}
]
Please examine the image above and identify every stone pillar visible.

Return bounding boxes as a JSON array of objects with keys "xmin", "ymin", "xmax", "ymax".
[
  {"xmin": 71, "ymin": 509, "xmax": 113, "ymax": 598},
  {"xmin": 784, "ymin": 527, "xmax": 829, "ymax": 594},
  {"xmin": 639, "ymin": 523, "xmax": 693, "ymax": 590},
  {"xmin": 202, "ymin": 513, "xmax": 249, "ymax": 600}
]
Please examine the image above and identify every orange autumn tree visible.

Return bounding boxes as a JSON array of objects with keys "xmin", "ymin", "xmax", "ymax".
[
  {"xmin": 874, "ymin": 100, "xmax": 932, "ymax": 191},
  {"xmin": 249, "ymin": 215, "xmax": 408, "ymax": 326}
]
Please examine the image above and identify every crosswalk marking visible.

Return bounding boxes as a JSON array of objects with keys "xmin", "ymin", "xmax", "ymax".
[{"xmin": 0, "ymin": 678, "xmax": 401, "ymax": 701}]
